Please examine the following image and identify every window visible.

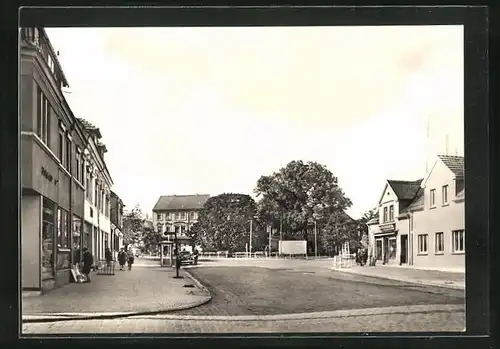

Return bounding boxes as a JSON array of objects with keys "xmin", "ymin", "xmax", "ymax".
[
  {"xmin": 442, "ymin": 185, "xmax": 449, "ymax": 205},
  {"xmin": 57, "ymin": 208, "xmax": 69, "ymax": 249},
  {"xmin": 81, "ymin": 156, "xmax": 85, "ymax": 185},
  {"xmin": 175, "ymin": 212, "xmax": 180, "ymax": 220},
  {"xmin": 417, "ymin": 234, "xmax": 428, "ymax": 254},
  {"xmin": 42, "ymin": 198, "xmax": 55, "ymax": 279},
  {"xmin": 452, "ymin": 230, "xmax": 465, "ymax": 253},
  {"xmin": 65, "ymin": 137, "xmax": 71, "ymax": 172},
  {"xmin": 75, "ymin": 148, "xmax": 81, "ymax": 182},
  {"xmin": 72, "ymin": 216, "xmax": 82, "ymax": 266},
  {"xmin": 430, "ymin": 189, "xmax": 436, "ymax": 207},
  {"xmin": 58, "ymin": 129, "xmax": 65, "ymax": 167},
  {"xmin": 180, "ymin": 212, "xmax": 186, "ymax": 219},
  {"xmin": 190, "ymin": 211, "xmax": 197, "ymax": 220},
  {"xmin": 383, "ymin": 207, "xmax": 388, "ymax": 223},
  {"xmin": 94, "ymin": 181, "xmax": 98, "ymax": 206},
  {"xmin": 86, "ymin": 171, "xmax": 91, "ymax": 200},
  {"xmin": 435, "ymin": 232, "xmax": 444, "ymax": 253},
  {"xmin": 389, "ymin": 205, "xmax": 394, "ymax": 222},
  {"xmin": 36, "ymin": 85, "xmax": 50, "ymax": 144},
  {"xmin": 157, "ymin": 213, "xmax": 163, "ymax": 221}
]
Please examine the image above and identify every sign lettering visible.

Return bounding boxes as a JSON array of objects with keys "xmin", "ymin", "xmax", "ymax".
[{"xmin": 41, "ymin": 166, "xmax": 53, "ymax": 182}]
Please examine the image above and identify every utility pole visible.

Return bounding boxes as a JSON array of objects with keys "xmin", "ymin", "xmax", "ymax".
[
  {"xmin": 279, "ymin": 214, "xmax": 283, "ymax": 255},
  {"xmin": 268, "ymin": 226, "xmax": 272, "ymax": 256},
  {"xmin": 249, "ymin": 218, "xmax": 253, "ymax": 256},
  {"xmin": 314, "ymin": 219, "xmax": 318, "ymax": 258}
]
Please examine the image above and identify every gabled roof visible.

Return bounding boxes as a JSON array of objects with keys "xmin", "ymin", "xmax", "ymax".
[
  {"xmin": 387, "ymin": 179, "xmax": 423, "ymax": 201},
  {"xmin": 153, "ymin": 194, "xmax": 210, "ymax": 211},
  {"xmin": 437, "ymin": 155, "xmax": 464, "ymax": 179},
  {"xmin": 400, "ymin": 187, "xmax": 425, "ymax": 215}
]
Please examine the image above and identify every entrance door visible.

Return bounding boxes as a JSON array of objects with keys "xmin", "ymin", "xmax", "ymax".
[
  {"xmin": 400, "ymin": 235, "xmax": 408, "ymax": 264},
  {"xmin": 375, "ymin": 240, "xmax": 383, "ymax": 261}
]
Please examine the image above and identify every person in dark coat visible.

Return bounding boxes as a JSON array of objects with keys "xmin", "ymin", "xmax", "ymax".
[
  {"xmin": 127, "ymin": 249, "xmax": 135, "ymax": 270},
  {"xmin": 118, "ymin": 248, "xmax": 127, "ymax": 271},
  {"xmin": 193, "ymin": 248, "xmax": 199, "ymax": 265},
  {"xmin": 82, "ymin": 248, "xmax": 94, "ymax": 283}
]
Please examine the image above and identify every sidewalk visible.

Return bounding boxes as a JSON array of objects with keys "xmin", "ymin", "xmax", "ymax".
[
  {"xmin": 333, "ymin": 265, "xmax": 465, "ymax": 290},
  {"xmin": 22, "ymin": 266, "xmax": 211, "ymax": 317}
]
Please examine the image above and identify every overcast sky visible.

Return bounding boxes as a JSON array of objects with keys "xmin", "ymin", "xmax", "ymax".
[{"xmin": 46, "ymin": 25, "xmax": 464, "ymax": 219}]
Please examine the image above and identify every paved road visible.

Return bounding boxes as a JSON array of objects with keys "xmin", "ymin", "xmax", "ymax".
[
  {"xmin": 22, "ymin": 308, "xmax": 465, "ymax": 333},
  {"xmin": 174, "ymin": 266, "xmax": 464, "ymax": 316}
]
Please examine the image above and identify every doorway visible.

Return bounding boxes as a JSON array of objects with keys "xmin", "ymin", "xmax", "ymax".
[
  {"xmin": 400, "ymin": 234, "xmax": 408, "ymax": 264},
  {"xmin": 375, "ymin": 239, "xmax": 383, "ymax": 261}
]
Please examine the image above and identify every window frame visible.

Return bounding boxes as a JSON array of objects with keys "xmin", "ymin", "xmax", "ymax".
[
  {"xmin": 442, "ymin": 185, "xmax": 449, "ymax": 205},
  {"xmin": 435, "ymin": 232, "xmax": 444, "ymax": 254},
  {"xmin": 389, "ymin": 205, "xmax": 394, "ymax": 222},
  {"xmin": 430, "ymin": 189, "xmax": 436, "ymax": 208},
  {"xmin": 383, "ymin": 207, "xmax": 388, "ymax": 223},
  {"xmin": 452, "ymin": 229, "xmax": 465, "ymax": 254},
  {"xmin": 417, "ymin": 234, "xmax": 428, "ymax": 255}
]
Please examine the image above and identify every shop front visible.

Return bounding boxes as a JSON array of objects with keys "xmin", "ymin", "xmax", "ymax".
[{"xmin": 374, "ymin": 223, "xmax": 398, "ymax": 265}]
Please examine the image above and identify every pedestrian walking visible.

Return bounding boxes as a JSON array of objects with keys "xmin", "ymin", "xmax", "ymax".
[
  {"xmin": 193, "ymin": 248, "xmax": 199, "ymax": 265},
  {"xmin": 105, "ymin": 247, "xmax": 113, "ymax": 265},
  {"xmin": 118, "ymin": 248, "xmax": 127, "ymax": 271},
  {"xmin": 82, "ymin": 248, "xmax": 94, "ymax": 283},
  {"xmin": 127, "ymin": 249, "xmax": 135, "ymax": 271}
]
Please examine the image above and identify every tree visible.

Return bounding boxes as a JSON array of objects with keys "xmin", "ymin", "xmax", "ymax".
[
  {"xmin": 141, "ymin": 221, "xmax": 162, "ymax": 254},
  {"xmin": 318, "ymin": 211, "xmax": 359, "ymax": 255},
  {"xmin": 188, "ymin": 193, "xmax": 257, "ymax": 253},
  {"xmin": 254, "ymin": 160, "xmax": 353, "ymax": 252},
  {"xmin": 122, "ymin": 204, "xmax": 144, "ymax": 246}
]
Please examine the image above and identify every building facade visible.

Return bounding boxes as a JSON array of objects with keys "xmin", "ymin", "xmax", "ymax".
[
  {"xmin": 78, "ymin": 119, "xmax": 113, "ymax": 266},
  {"xmin": 371, "ymin": 179, "xmax": 422, "ymax": 266},
  {"xmin": 152, "ymin": 194, "xmax": 210, "ymax": 252},
  {"xmin": 21, "ymin": 27, "xmax": 87, "ymax": 292},
  {"xmin": 367, "ymin": 155, "xmax": 465, "ymax": 272},
  {"xmin": 110, "ymin": 191, "xmax": 125, "ymax": 259},
  {"xmin": 400, "ymin": 155, "xmax": 465, "ymax": 271}
]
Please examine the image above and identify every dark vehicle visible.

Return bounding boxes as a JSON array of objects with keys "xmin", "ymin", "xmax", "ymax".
[{"xmin": 178, "ymin": 251, "xmax": 195, "ymax": 265}]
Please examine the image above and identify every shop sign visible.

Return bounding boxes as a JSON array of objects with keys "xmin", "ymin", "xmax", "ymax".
[{"xmin": 41, "ymin": 166, "xmax": 58, "ymax": 184}]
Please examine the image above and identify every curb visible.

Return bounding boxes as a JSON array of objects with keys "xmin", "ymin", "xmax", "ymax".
[
  {"xmin": 104, "ymin": 304, "xmax": 466, "ymax": 322},
  {"xmin": 182, "ymin": 267, "xmax": 211, "ymax": 294},
  {"xmin": 331, "ymin": 268, "xmax": 465, "ymax": 290}
]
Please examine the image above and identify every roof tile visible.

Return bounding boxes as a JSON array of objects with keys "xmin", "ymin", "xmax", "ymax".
[
  {"xmin": 153, "ymin": 194, "xmax": 210, "ymax": 211},
  {"xmin": 438, "ymin": 155, "xmax": 464, "ymax": 178}
]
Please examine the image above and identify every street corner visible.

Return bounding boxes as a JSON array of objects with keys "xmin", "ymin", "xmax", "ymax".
[{"xmin": 181, "ymin": 268, "xmax": 212, "ymax": 298}]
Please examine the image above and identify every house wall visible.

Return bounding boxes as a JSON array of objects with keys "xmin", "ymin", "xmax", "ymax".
[
  {"xmin": 379, "ymin": 185, "xmax": 399, "ymax": 224},
  {"xmin": 412, "ymin": 160, "xmax": 465, "ymax": 271},
  {"xmin": 22, "ymin": 195, "xmax": 41, "ymax": 289}
]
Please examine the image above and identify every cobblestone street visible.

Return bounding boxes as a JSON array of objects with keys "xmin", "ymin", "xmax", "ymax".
[
  {"xmin": 22, "ymin": 306, "xmax": 465, "ymax": 334},
  {"xmin": 172, "ymin": 266, "xmax": 464, "ymax": 316}
]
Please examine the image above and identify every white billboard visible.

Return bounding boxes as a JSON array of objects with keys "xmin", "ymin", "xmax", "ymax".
[{"xmin": 279, "ymin": 240, "xmax": 307, "ymax": 255}]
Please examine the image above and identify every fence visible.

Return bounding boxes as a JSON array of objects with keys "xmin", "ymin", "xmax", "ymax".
[
  {"xmin": 201, "ymin": 251, "xmax": 324, "ymax": 259},
  {"xmin": 332, "ymin": 254, "xmax": 356, "ymax": 269}
]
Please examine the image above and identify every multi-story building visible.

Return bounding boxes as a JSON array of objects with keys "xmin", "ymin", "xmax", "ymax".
[
  {"xmin": 20, "ymin": 27, "xmax": 87, "ymax": 293},
  {"xmin": 78, "ymin": 118, "xmax": 113, "ymax": 265},
  {"xmin": 399, "ymin": 155, "xmax": 465, "ymax": 271},
  {"xmin": 367, "ymin": 155, "xmax": 465, "ymax": 272},
  {"xmin": 110, "ymin": 190, "xmax": 125, "ymax": 259},
  {"xmin": 368, "ymin": 179, "xmax": 423, "ymax": 266},
  {"xmin": 152, "ymin": 194, "xmax": 210, "ymax": 252}
]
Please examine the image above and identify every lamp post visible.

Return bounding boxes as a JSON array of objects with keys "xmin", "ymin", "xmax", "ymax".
[{"xmin": 314, "ymin": 219, "xmax": 318, "ymax": 258}]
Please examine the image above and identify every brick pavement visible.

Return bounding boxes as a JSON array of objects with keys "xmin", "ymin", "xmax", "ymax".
[
  {"xmin": 22, "ymin": 266, "xmax": 211, "ymax": 316},
  {"xmin": 22, "ymin": 305, "xmax": 465, "ymax": 334},
  {"xmin": 334, "ymin": 265, "xmax": 465, "ymax": 290}
]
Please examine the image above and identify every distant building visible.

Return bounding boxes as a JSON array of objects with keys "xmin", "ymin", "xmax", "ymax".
[
  {"xmin": 110, "ymin": 190, "xmax": 125, "ymax": 258},
  {"xmin": 152, "ymin": 194, "xmax": 210, "ymax": 250},
  {"xmin": 367, "ymin": 155, "xmax": 465, "ymax": 272}
]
